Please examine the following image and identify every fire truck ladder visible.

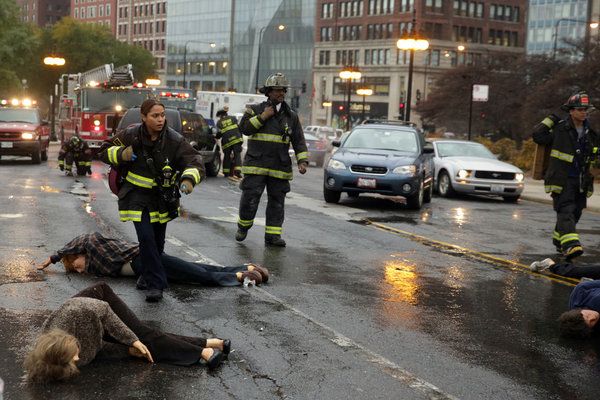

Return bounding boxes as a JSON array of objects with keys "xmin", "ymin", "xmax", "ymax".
[{"xmin": 106, "ymin": 64, "xmax": 134, "ymax": 87}]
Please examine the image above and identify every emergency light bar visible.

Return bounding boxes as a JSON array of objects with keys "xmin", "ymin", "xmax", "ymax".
[
  {"xmin": 1, "ymin": 98, "xmax": 38, "ymax": 107},
  {"xmin": 159, "ymin": 92, "xmax": 191, "ymax": 99}
]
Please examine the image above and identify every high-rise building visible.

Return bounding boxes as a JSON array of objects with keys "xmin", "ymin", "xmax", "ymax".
[
  {"xmin": 527, "ymin": 0, "xmax": 600, "ymax": 57},
  {"xmin": 165, "ymin": 0, "xmax": 315, "ymax": 121},
  {"xmin": 312, "ymin": 0, "xmax": 526, "ymax": 128},
  {"xmin": 116, "ymin": 1, "xmax": 167, "ymax": 76},
  {"xmin": 16, "ymin": 0, "xmax": 70, "ymax": 26},
  {"xmin": 70, "ymin": 0, "xmax": 116, "ymax": 33}
]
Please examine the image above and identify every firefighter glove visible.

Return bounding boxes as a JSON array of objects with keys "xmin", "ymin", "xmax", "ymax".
[
  {"xmin": 59, "ymin": 165, "xmax": 64, "ymax": 171},
  {"xmin": 180, "ymin": 179, "xmax": 194, "ymax": 195},
  {"xmin": 121, "ymin": 145, "xmax": 137, "ymax": 162}
]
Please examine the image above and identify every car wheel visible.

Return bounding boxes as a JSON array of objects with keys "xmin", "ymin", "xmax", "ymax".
[
  {"xmin": 503, "ymin": 195, "xmax": 520, "ymax": 203},
  {"xmin": 205, "ymin": 149, "xmax": 222, "ymax": 177},
  {"xmin": 406, "ymin": 180, "xmax": 424, "ymax": 209},
  {"xmin": 423, "ymin": 180, "xmax": 433, "ymax": 203},
  {"xmin": 31, "ymin": 144, "xmax": 41, "ymax": 164},
  {"xmin": 324, "ymin": 186, "xmax": 341, "ymax": 203},
  {"xmin": 437, "ymin": 171, "xmax": 455, "ymax": 198},
  {"xmin": 347, "ymin": 192, "xmax": 359, "ymax": 198}
]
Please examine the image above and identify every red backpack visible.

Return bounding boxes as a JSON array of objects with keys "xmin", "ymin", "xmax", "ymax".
[{"xmin": 108, "ymin": 166, "xmax": 125, "ymax": 195}]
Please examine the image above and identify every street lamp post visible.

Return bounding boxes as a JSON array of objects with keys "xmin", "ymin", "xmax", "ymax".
[
  {"xmin": 43, "ymin": 56, "xmax": 66, "ymax": 141},
  {"xmin": 552, "ymin": 18, "xmax": 599, "ymax": 59},
  {"xmin": 182, "ymin": 41, "xmax": 216, "ymax": 89},
  {"xmin": 339, "ymin": 66, "xmax": 361, "ymax": 131},
  {"xmin": 356, "ymin": 88, "xmax": 373, "ymax": 122},
  {"xmin": 254, "ymin": 24, "xmax": 286, "ymax": 93},
  {"xmin": 396, "ymin": 12, "xmax": 429, "ymax": 122}
]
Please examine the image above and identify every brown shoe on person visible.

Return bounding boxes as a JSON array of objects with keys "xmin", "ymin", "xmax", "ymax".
[
  {"xmin": 247, "ymin": 263, "xmax": 269, "ymax": 283},
  {"xmin": 240, "ymin": 270, "xmax": 262, "ymax": 285}
]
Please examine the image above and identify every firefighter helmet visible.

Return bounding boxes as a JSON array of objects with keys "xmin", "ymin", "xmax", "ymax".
[
  {"xmin": 260, "ymin": 73, "xmax": 290, "ymax": 94},
  {"xmin": 560, "ymin": 92, "xmax": 595, "ymax": 111},
  {"xmin": 69, "ymin": 136, "xmax": 82, "ymax": 146}
]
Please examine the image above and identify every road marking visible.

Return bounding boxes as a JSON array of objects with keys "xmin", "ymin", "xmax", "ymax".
[
  {"xmin": 0, "ymin": 214, "xmax": 24, "ymax": 219},
  {"xmin": 165, "ymin": 233, "xmax": 460, "ymax": 400},
  {"xmin": 366, "ymin": 220, "xmax": 579, "ymax": 287}
]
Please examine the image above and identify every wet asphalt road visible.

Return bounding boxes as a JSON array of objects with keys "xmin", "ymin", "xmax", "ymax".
[{"xmin": 1, "ymin": 148, "xmax": 600, "ymax": 400}]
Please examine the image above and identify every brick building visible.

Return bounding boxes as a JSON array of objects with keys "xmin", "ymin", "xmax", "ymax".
[
  {"xmin": 16, "ymin": 0, "xmax": 70, "ymax": 26},
  {"xmin": 312, "ymin": 0, "xmax": 527, "ymax": 128}
]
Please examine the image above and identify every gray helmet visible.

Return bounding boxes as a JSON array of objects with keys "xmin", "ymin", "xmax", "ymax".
[{"xmin": 260, "ymin": 73, "xmax": 290, "ymax": 94}]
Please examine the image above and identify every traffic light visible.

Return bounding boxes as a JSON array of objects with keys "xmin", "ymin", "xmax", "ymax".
[
  {"xmin": 399, "ymin": 102, "xmax": 405, "ymax": 119},
  {"xmin": 301, "ymin": 82, "xmax": 307, "ymax": 93}
]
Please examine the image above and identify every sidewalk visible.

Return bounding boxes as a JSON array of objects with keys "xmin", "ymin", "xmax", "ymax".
[{"xmin": 522, "ymin": 178, "xmax": 600, "ymax": 212}]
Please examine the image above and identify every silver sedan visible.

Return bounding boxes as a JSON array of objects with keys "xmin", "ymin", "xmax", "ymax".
[{"xmin": 432, "ymin": 140, "xmax": 525, "ymax": 202}]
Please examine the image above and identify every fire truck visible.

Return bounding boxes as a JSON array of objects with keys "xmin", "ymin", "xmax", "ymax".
[{"xmin": 57, "ymin": 64, "xmax": 153, "ymax": 150}]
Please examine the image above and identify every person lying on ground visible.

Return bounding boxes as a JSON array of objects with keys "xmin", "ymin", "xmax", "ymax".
[
  {"xmin": 558, "ymin": 280, "xmax": 600, "ymax": 338},
  {"xmin": 24, "ymin": 283, "xmax": 229, "ymax": 383},
  {"xmin": 36, "ymin": 232, "xmax": 269, "ymax": 287},
  {"xmin": 529, "ymin": 258, "xmax": 600, "ymax": 280}
]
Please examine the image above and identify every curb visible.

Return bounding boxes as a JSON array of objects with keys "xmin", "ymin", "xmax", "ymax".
[{"xmin": 521, "ymin": 193, "xmax": 600, "ymax": 213}]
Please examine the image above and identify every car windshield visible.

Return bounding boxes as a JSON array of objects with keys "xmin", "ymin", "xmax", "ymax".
[
  {"xmin": 436, "ymin": 142, "xmax": 495, "ymax": 159},
  {"xmin": 304, "ymin": 133, "xmax": 319, "ymax": 141},
  {"xmin": 0, "ymin": 108, "xmax": 39, "ymax": 124},
  {"xmin": 81, "ymin": 88, "xmax": 151, "ymax": 112},
  {"xmin": 343, "ymin": 128, "xmax": 418, "ymax": 153}
]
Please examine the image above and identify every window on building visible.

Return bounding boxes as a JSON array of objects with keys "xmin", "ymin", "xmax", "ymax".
[
  {"xmin": 321, "ymin": 2, "xmax": 334, "ymax": 18},
  {"xmin": 319, "ymin": 50, "xmax": 331, "ymax": 65},
  {"xmin": 320, "ymin": 27, "xmax": 333, "ymax": 41},
  {"xmin": 75, "ymin": 7, "xmax": 79, "ymax": 18},
  {"xmin": 425, "ymin": 0, "xmax": 443, "ymax": 13},
  {"xmin": 106, "ymin": 4, "xmax": 110, "ymax": 16},
  {"xmin": 476, "ymin": 3, "xmax": 483, "ymax": 18}
]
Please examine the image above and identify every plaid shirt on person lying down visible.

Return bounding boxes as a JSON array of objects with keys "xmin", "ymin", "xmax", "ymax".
[{"xmin": 50, "ymin": 232, "xmax": 140, "ymax": 276}]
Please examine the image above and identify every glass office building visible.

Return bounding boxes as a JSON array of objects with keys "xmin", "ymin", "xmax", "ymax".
[
  {"xmin": 165, "ymin": 1, "xmax": 232, "ymax": 91},
  {"xmin": 526, "ymin": 0, "xmax": 593, "ymax": 56},
  {"xmin": 165, "ymin": 0, "xmax": 315, "ymax": 119}
]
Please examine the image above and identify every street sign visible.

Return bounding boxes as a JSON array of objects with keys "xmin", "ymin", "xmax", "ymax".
[{"xmin": 472, "ymin": 84, "xmax": 489, "ymax": 102}]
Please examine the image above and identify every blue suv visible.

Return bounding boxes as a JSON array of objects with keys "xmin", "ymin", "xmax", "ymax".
[{"xmin": 323, "ymin": 120, "xmax": 434, "ymax": 209}]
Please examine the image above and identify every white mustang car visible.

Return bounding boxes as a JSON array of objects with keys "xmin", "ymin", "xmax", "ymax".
[{"xmin": 432, "ymin": 140, "xmax": 525, "ymax": 202}]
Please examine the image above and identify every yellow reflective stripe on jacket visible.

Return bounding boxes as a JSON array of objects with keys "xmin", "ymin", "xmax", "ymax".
[
  {"xmin": 249, "ymin": 133, "xmax": 290, "ymax": 144},
  {"xmin": 182, "ymin": 168, "xmax": 201, "ymax": 185},
  {"xmin": 544, "ymin": 185, "xmax": 563, "ymax": 193},
  {"xmin": 119, "ymin": 210, "xmax": 143, "ymax": 221},
  {"xmin": 125, "ymin": 171, "xmax": 156, "ymax": 188},
  {"xmin": 265, "ymin": 226, "xmax": 282, "ymax": 235},
  {"xmin": 220, "ymin": 124, "xmax": 238, "ymax": 133},
  {"xmin": 222, "ymin": 137, "xmax": 243, "ymax": 149},
  {"xmin": 295, "ymin": 151, "xmax": 308, "ymax": 161},
  {"xmin": 238, "ymin": 218, "xmax": 254, "ymax": 227},
  {"xmin": 550, "ymin": 149, "xmax": 574, "ymax": 163},
  {"xmin": 541, "ymin": 117, "xmax": 555, "ymax": 129},
  {"xmin": 249, "ymin": 116, "xmax": 263, "ymax": 129},
  {"xmin": 77, "ymin": 161, "xmax": 92, "ymax": 166},
  {"xmin": 107, "ymin": 146, "xmax": 123, "ymax": 165},
  {"xmin": 149, "ymin": 210, "xmax": 172, "ymax": 224},
  {"xmin": 58, "ymin": 160, "xmax": 64, "ymax": 165},
  {"xmin": 560, "ymin": 233, "xmax": 580, "ymax": 244},
  {"xmin": 241, "ymin": 166, "xmax": 293, "ymax": 180}
]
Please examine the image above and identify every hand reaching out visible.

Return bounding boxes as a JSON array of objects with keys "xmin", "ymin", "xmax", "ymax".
[
  {"xmin": 37, "ymin": 257, "xmax": 52, "ymax": 270},
  {"xmin": 130, "ymin": 340, "xmax": 154, "ymax": 363}
]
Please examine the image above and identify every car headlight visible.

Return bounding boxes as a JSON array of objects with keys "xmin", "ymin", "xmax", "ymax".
[
  {"xmin": 457, "ymin": 169, "xmax": 471, "ymax": 179},
  {"xmin": 21, "ymin": 132, "xmax": 35, "ymax": 140},
  {"xmin": 328, "ymin": 159, "xmax": 346, "ymax": 170},
  {"xmin": 392, "ymin": 165, "xmax": 416, "ymax": 175},
  {"xmin": 515, "ymin": 173, "xmax": 524, "ymax": 182}
]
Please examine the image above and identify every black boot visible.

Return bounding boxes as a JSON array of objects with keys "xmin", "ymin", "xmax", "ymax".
[
  {"xmin": 235, "ymin": 228, "xmax": 248, "ymax": 242},
  {"xmin": 265, "ymin": 235, "xmax": 286, "ymax": 247},
  {"xmin": 145, "ymin": 289, "xmax": 163, "ymax": 302}
]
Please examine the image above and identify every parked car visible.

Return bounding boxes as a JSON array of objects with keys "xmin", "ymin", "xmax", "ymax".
[
  {"xmin": 0, "ymin": 100, "xmax": 50, "ymax": 164},
  {"xmin": 289, "ymin": 133, "xmax": 328, "ymax": 167},
  {"xmin": 432, "ymin": 140, "xmax": 524, "ymax": 202},
  {"xmin": 323, "ymin": 120, "xmax": 435, "ymax": 209},
  {"xmin": 117, "ymin": 107, "xmax": 221, "ymax": 176}
]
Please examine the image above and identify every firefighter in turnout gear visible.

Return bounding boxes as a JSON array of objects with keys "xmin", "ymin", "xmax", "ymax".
[
  {"xmin": 58, "ymin": 135, "xmax": 92, "ymax": 176},
  {"xmin": 99, "ymin": 99, "xmax": 205, "ymax": 302},
  {"xmin": 216, "ymin": 109, "xmax": 243, "ymax": 180},
  {"xmin": 235, "ymin": 73, "xmax": 309, "ymax": 247},
  {"xmin": 532, "ymin": 92, "xmax": 599, "ymax": 260}
]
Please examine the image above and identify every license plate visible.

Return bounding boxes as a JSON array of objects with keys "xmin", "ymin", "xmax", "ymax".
[
  {"xmin": 491, "ymin": 184, "xmax": 504, "ymax": 193},
  {"xmin": 1, "ymin": 142, "xmax": 13, "ymax": 148},
  {"xmin": 357, "ymin": 177, "xmax": 376, "ymax": 188}
]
